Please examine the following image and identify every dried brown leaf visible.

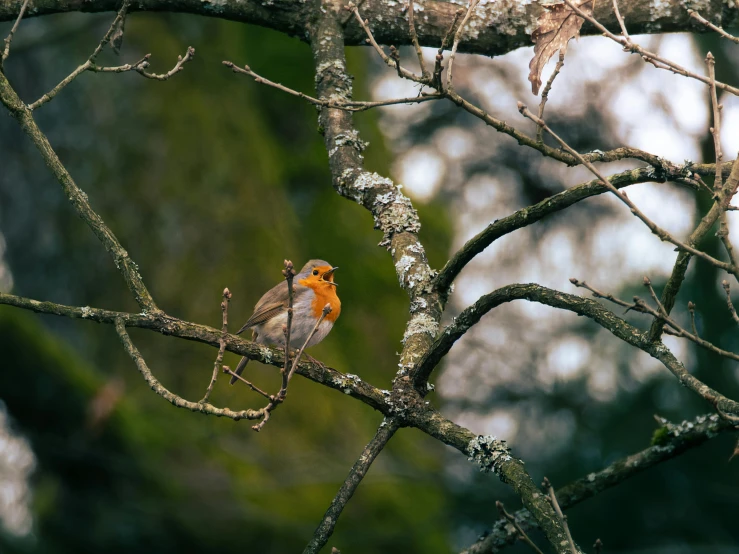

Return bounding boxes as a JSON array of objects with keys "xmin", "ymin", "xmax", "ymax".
[{"xmin": 528, "ymin": 0, "xmax": 595, "ymax": 95}]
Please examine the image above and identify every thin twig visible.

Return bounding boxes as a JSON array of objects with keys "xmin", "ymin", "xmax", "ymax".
[
  {"xmin": 542, "ymin": 478, "xmax": 577, "ymax": 554},
  {"xmin": 221, "ymin": 366, "xmax": 274, "ymax": 400},
  {"xmin": 518, "ymin": 102, "xmax": 738, "ymax": 279},
  {"xmin": 406, "ymin": 0, "xmax": 429, "ymax": 79},
  {"xmin": 282, "ymin": 259, "xmax": 296, "ymax": 381},
  {"xmin": 252, "ymin": 303, "xmax": 333, "ymax": 432},
  {"xmin": 433, "ymin": 10, "xmax": 463, "ymax": 88},
  {"xmin": 445, "ymin": 0, "xmax": 479, "ymax": 91},
  {"xmin": 688, "ymin": 301, "xmax": 699, "ymax": 337},
  {"xmin": 303, "ymin": 418, "xmax": 400, "ymax": 554},
  {"xmin": 722, "ymin": 280, "xmax": 739, "ymax": 327},
  {"xmin": 26, "ymin": 0, "xmax": 194, "ymax": 111},
  {"xmin": 718, "ymin": 212, "xmax": 739, "ymax": 269},
  {"xmin": 347, "ymin": 2, "xmax": 420, "ymax": 81},
  {"xmin": 287, "ymin": 304, "xmax": 332, "ymax": 383},
  {"xmin": 199, "ymin": 287, "xmax": 232, "ymax": 404},
  {"xmin": 0, "ymin": 0, "xmax": 29, "ymax": 68},
  {"xmin": 223, "ymin": 61, "xmax": 442, "ymax": 110},
  {"xmin": 462, "ymin": 413, "xmax": 734, "ymax": 554},
  {"xmin": 561, "ymin": 0, "xmax": 739, "ymax": 97},
  {"xmin": 27, "ymin": 0, "xmax": 131, "ymax": 109},
  {"xmin": 612, "ymin": 0, "xmax": 630, "ymax": 42},
  {"xmin": 643, "ymin": 276, "xmax": 667, "ymax": 317},
  {"xmin": 536, "ymin": 51, "xmax": 565, "ymax": 142},
  {"xmin": 706, "ymin": 52, "xmax": 723, "ymax": 191},
  {"xmin": 570, "ymin": 278, "xmax": 739, "ymax": 363},
  {"xmin": 114, "ymin": 318, "xmax": 265, "ymax": 421},
  {"xmin": 496, "ymin": 501, "xmax": 544, "ymax": 554},
  {"xmin": 689, "ymin": 10, "xmax": 739, "ymax": 44}
]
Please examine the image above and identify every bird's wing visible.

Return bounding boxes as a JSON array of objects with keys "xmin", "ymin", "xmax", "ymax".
[{"xmin": 236, "ymin": 282, "xmax": 309, "ymax": 334}]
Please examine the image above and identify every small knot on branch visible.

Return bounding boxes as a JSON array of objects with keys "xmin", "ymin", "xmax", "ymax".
[
  {"xmin": 322, "ymin": 303, "xmax": 333, "ymax": 316},
  {"xmin": 643, "ymin": 276, "xmax": 651, "ymax": 286},
  {"xmin": 723, "ymin": 280, "xmax": 731, "ymax": 293}
]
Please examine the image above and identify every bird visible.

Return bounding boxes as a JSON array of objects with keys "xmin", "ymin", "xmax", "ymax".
[{"xmin": 229, "ymin": 259, "xmax": 341, "ymax": 385}]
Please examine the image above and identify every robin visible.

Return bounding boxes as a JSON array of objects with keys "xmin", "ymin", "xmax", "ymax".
[{"xmin": 230, "ymin": 259, "xmax": 341, "ymax": 384}]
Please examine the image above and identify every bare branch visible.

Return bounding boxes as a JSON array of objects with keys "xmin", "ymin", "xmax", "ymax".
[
  {"xmin": 536, "ymin": 50, "xmax": 565, "ymax": 143},
  {"xmin": 706, "ymin": 52, "xmax": 723, "ymax": 190},
  {"xmin": 689, "ymin": 10, "xmax": 739, "ymax": 44},
  {"xmin": 542, "ymin": 478, "xmax": 578, "ymax": 554},
  {"xmin": 252, "ymin": 302, "xmax": 333, "ymax": 432},
  {"xmin": 496, "ymin": 501, "xmax": 544, "ymax": 554},
  {"xmin": 561, "ymin": 0, "xmax": 739, "ymax": 96},
  {"xmin": 223, "ymin": 61, "xmax": 442, "ymax": 111},
  {"xmin": 417, "ymin": 282, "xmax": 739, "ymax": 418},
  {"xmin": 221, "ymin": 366, "xmax": 273, "ymax": 400},
  {"xmin": 28, "ymin": 0, "xmax": 133, "ymax": 110},
  {"xmin": 0, "ymin": 0, "xmax": 29, "ymax": 68},
  {"xmin": 612, "ymin": 0, "xmax": 630, "ymax": 42},
  {"xmin": 346, "ymin": 1, "xmax": 420, "ymax": 82},
  {"xmin": 571, "ymin": 277, "xmax": 739, "ymax": 364},
  {"xmin": 446, "ymin": 0, "xmax": 479, "ymax": 91},
  {"xmin": 200, "ymin": 287, "xmax": 232, "ymax": 404},
  {"xmin": 433, "ymin": 9, "xmax": 463, "ymax": 88},
  {"xmin": 302, "ymin": 418, "xmax": 400, "ymax": 554},
  {"xmin": 0, "ymin": 0, "xmax": 735, "ymax": 59},
  {"xmin": 406, "ymin": 0, "xmax": 428, "ymax": 79},
  {"xmin": 435, "ymin": 164, "xmax": 702, "ymax": 295},
  {"xmin": 722, "ymin": 280, "xmax": 739, "ymax": 327},
  {"xmin": 518, "ymin": 102, "xmax": 739, "ymax": 279},
  {"xmin": 0, "ymin": 291, "xmax": 391, "ymax": 413},
  {"xmin": 30, "ymin": 44, "xmax": 195, "ymax": 110},
  {"xmin": 115, "ymin": 318, "xmax": 266, "ymax": 421},
  {"xmin": 0, "ymin": 71, "xmax": 159, "ymax": 312},
  {"xmin": 462, "ymin": 412, "xmax": 735, "ymax": 554}
]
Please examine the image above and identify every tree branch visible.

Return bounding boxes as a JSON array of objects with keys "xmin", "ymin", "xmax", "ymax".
[
  {"xmin": 303, "ymin": 418, "xmax": 401, "ymax": 554},
  {"xmin": 462, "ymin": 412, "xmax": 736, "ymax": 554},
  {"xmin": 309, "ymin": 0, "xmax": 442, "ymax": 395},
  {"xmin": 115, "ymin": 318, "xmax": 265, "ymax": 421},
  {"xmin": 0, "ymin": 291, "xmax": 391, "ymax": 413},
  {"xmin": 434, "ymin": 163, "xmax": 715, "ymax": 294},
  {"xmin": 415, "ymin": 283, "xmax": 739, "ymax": 418},
  {"xmin": 0, "ymin": 70, "xmax": 159, "ymax": 312},
  {"xmin": 0, "ymin": 0, "xmax": 734, "ymax": 59}
]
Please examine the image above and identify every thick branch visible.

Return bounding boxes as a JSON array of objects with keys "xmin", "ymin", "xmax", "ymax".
[
  {"xmin": 309, "ymin": 0, "xmax": 441, "ymax": 392},
  {"xmin": 0, "ymin": 0, "xmax": 734, "ymax": 58},
  {"xmin": 462, "ymin": 412, "xmax": 736, "ymax": 554}
]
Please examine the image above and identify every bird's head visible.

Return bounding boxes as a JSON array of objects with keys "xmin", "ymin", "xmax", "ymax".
[{"xmin": 297, "ymin": 259, "xmax": 338, "ymax": 288}]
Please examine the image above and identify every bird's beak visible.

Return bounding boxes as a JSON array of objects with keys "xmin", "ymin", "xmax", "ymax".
[{"xmin": 324, "ymin": 266, "xmax": 338, "ymax": 285}]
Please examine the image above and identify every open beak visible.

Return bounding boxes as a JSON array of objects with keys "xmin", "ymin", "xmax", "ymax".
[{"xmin": 323, "ymin": 266, "xmax": 338, "ymax": 285}]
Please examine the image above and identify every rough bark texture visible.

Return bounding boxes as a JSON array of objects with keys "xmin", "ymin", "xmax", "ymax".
[{"xmin": 0, "ymin": 0, "xmax": 734, "ymax": 58}]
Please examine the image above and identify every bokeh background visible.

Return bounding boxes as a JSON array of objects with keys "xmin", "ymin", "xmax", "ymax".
[{"xmin": 1, "ymin": 10, "xmax": 738, "ymax": 554}]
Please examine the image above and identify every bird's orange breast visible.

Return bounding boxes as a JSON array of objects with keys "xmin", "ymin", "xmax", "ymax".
[{"xmin": 299, "ymin": 279, "xmax": 341, "ymax": 322}]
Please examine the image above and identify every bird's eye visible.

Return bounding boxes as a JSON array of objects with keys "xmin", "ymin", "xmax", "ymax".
[{"xmin": 312, "ymin": 269, "xmax": 319, "ymax": 276}]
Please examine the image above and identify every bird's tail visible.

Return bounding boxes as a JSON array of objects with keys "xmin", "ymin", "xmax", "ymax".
[{"xmin": 229, "ymin": 356, "xmax": 249, "ymax": 385}]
